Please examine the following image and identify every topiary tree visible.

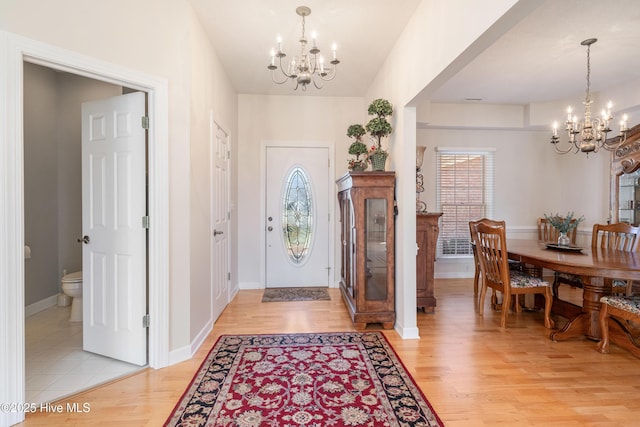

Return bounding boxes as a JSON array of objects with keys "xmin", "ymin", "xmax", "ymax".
[
  {"xmin": 347, "ymin": 124, "xmax": 368, "ymax": 170},
  {"xmin": 365, "ymin": 99, "xmax": 393, "ymax": 151}
]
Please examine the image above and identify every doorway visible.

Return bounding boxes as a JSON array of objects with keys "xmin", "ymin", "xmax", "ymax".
[
  {"xmin": 264, "ymin": 144, "xmax": 333, "ymax": 288},
  {"xmin": 23, "ymin": 64, "xmax": 148, "ymax": 401},
  {"xmin": 1, "ymin": 32, "xmax": 170, "ymax": 425}
]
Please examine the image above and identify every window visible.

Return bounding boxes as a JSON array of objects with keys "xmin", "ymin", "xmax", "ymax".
[
  {"xmin": 436, "ymin": 148, "xmax": 494, "ymax": 256},
  {"xmin": 282, "ymin": 167, "xmax": 313, "ymax": 263}
]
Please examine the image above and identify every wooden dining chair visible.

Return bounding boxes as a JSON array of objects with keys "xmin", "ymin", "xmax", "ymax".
[
  {"xmin": 537, "ymin": 217, "xmax": 578, "ymax": 244},
  {"xmin": 592, "ymin": 222, "xmax": 640, "ymax": 296},
  {"xmin": 470, "ymin": 218, "xmax": 555, "ymax": 329},
  {"xmin": 469, "ymin": 221, "xmax": 481, "ymax": 296},
  {"xmin": 597, "ymin": 295, "xmax": 640, "ymax": 355},
  {"xmin": 537, "ymin": 217, "xmax": 581, "ymax": 297}
]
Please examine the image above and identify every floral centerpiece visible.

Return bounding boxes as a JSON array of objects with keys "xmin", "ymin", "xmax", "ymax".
[
  {"xmin": 544, "ymin": 211, "xmax": 584, "ymax": 246},
  {"xmin": 365, "ymin": 98, "xmax": 393, "ymax": 171},
  {"xmin": 346, "ymin": 124, "xmax": 368, "ymax": 171}
]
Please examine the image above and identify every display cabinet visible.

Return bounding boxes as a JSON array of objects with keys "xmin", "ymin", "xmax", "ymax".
[
  {"xmin": 336, "ymin": 171, "xmax": 395, "ymax": 329},
  {"xmin": 611, "ymin": 124, "xmax": 640, "ymax": 225},
  {"xmin": 416, "ymin": 212, "xmax": 442, "ymax": 312}
]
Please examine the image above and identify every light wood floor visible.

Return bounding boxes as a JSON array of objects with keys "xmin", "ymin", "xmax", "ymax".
[{"xmin": 19, "ymin": 278, "xmax": 640, "ymax": 426}]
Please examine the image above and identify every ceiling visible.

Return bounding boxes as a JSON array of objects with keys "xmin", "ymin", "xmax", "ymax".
[{"xmin": 189, "ymin": 0, "xmax": 640, "ymax": 106}]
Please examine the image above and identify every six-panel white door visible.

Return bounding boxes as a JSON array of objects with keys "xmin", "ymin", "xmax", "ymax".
[
  {"xmin": 211, "ymin": 120, "xmax": 230, "ymax": 321},
  {"xmin": 265, "ymin": 146, "xmax": 330, "ymax": 287},
  {"xmin": 81, "ymin": 92, "xmax": 147, "ymax": 366}
]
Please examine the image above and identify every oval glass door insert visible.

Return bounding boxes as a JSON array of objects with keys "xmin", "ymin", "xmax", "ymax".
[{"xmin": 283, "ymin": 167, "xmax": 314, "ymax": 263}]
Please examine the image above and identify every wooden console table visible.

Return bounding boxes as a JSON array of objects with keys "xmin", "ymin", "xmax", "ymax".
[{"xmin": 416, "ymin": 212, "xmax": 442, "ymax": 312}]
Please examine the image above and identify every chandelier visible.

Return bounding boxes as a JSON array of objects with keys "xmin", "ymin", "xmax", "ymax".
[
  {"xmin": 267, "ymin": 6, "xmax": 340, "ymax": 91},
  {"xmin": 550, "ymin": 38, "xmax": 628, "ymax": 155}
]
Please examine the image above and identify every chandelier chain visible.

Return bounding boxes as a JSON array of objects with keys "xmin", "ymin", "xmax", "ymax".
[{"xmin": 585, "ymin": 43, "xmax": 591, "ymax": 103}]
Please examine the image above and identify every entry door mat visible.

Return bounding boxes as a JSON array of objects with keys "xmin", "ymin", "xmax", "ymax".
[
  {"xmin": 261, "ymin": 286, "xmax": 331, "ymax": 302},
  {"xmin": 164, "ymin": 332, "xmax": 444, "ymax": 426}
]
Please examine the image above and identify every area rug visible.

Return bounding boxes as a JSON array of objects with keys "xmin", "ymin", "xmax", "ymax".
[
  {"xmin": 164, "ymin": 332, "xmax": 444, "ymax": 426},
  {"xmin": 261, "ymin": 287, "xmax": 331, "ymax": 302}
]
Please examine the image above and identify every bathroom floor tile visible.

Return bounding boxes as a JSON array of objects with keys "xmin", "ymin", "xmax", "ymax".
[{"xmin": 26, "ymin": 304, "xmax": 145, "ymax": 404}]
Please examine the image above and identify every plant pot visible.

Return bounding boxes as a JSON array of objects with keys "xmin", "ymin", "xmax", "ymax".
[{"xmin": 370, "ymin": 152, "xmax": 388, "ymax": 171}]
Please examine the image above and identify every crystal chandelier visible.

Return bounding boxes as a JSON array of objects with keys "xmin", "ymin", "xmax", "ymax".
[
  {"xmin": 268, "ymin": 6, "xmax": 340, "ymax": 91},
  {"xmin": 550, "ymin": 38, "xmax": 628, "ymax": 154}
]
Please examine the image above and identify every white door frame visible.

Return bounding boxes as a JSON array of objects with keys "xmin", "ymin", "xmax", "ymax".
[
  {"xmin": 0, "ymin": 32, "xmax": 170, "ymax": 426},
  {"xmin": 260, "ymin": 140, "xmax": 335, "ymax": 289}
]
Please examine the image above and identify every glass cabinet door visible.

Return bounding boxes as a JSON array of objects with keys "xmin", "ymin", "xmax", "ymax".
[
  {"xmin": 364, "ymin": 198, "xmax": 387, "ymax": 301},
  {"xmin": 618, "ymin": 169, "xmax": 640, "ymax": 225}
]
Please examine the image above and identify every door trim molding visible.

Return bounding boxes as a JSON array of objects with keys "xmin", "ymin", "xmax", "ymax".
[
  {"xmin": 260, "ymin": 141, "xmax": 335, "ymax": 289},
  {"xmin": 0, "ymin": 31, "xmax": 170, "ymax": 425}
]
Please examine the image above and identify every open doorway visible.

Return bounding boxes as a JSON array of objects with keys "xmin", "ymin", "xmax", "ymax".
[
  {"xmin": 1, "ymin": 32, "xmax": 170, "ymax": 425},
  {"xmin": 23, "ymin": 63, "xmax": 148, "ymax": 402}
]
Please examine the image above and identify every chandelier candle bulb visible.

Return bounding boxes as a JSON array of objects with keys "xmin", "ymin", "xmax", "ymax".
[{"xmin": 621, "ymin": 114, "xmax": 629, "ymax": 132}]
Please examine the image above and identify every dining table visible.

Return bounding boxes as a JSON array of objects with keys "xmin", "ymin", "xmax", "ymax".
[{"xmin": 507, "ymin": 239, "xmax": 640, "ymax": 342}]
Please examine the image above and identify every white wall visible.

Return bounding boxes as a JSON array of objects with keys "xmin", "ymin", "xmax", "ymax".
[
  {"xmin": 364, "ymin": 0, "xmax": 530, "ymax": 338},
  {"xmin": 188, "ymin": 7, "xmax": 239, "ymax": 345},
  {"xmin": 237, "ymin": 95, "xmax": 364, "ymax": 289},
  {"xmin": 417, "ymin": 124, "xmax": 610, "ymax": 278}
]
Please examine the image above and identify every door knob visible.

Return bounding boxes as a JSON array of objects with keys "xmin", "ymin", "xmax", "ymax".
[
  {"xmin": 77, "ymin": 235, "xmax": 90, "ymax": 244},
  {"xmin": 213, "ymin": 230, "xmax": 224, "ymax": 236}
]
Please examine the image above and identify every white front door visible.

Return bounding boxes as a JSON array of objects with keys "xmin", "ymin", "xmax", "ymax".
[
  {"xmin": 211, "ymin": 119, "xmax": 230, "ymax": 321},
  {"xmin": 81, "ymin": 92, "xmax": 147, "ymax": 366},
  {"xmin": 265, "ymin": 146, "xmax": 330, "ymax": 287}
]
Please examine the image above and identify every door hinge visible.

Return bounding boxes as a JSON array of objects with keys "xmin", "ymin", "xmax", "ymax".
[
  {"xmin": 142, "ymin": 216, "xmax": 150, "ymax": 229},
  {"xmin": 227, "ymin": 150, "xmax": 231, "ymax": 160},
  {"xmin": 141, "ymin": 116, "xmax": 149, "ymax": 129},
  {"xmin": 227, "ymin": 272, "xmax": 231, "ymax": 280},
  {"xmin": 142, "ymin": 314, "xmax": 150, "ymax": 328}
]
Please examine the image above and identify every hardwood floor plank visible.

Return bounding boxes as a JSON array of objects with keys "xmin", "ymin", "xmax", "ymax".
[{"xmin": 18, "ymin": 279, "xmax": 640, "ymax": 426}]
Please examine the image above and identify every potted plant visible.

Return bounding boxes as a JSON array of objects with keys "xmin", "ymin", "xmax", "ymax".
[
  {"xmin": 544, "ymin": 211, "xmax": 584, "ymax": 246},
  {"xmin": 365, "ymin": 98, "xmax": 393, "ymax": 171},
  {"xmin": 347, "ymin": 124, "xmax": 369, "ymax": 171}
]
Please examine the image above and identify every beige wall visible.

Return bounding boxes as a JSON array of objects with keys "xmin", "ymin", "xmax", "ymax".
[{"xmin": 237, "ymin": 94, "xmax": 365, "ymax": 288}]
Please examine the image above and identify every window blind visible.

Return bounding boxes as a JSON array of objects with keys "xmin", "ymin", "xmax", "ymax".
[{"xmin": 435, "ymin": 148, "xmax": 495, "ymax": 256}]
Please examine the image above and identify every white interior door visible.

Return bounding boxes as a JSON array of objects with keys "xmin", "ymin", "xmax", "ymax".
[
  {"xmin": 266, "ymin": 146, "xmax": 330, "ymax": 287},
  {"xmin": 211, "ymin": 119, "xmax": 230, "ymax": 321},
  {"xmin": 81, "ymin": 92, "xmax": 147, "ymax": 366}
]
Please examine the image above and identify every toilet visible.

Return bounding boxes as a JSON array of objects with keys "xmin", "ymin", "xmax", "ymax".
[{"xmin": 61, "ymin": 271, "xmax": 83, "ymax": 322}]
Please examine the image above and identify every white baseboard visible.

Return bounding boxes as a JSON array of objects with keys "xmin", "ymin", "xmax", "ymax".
[
  {"xmin": 168, "ymin": 345, "xmax": 192, "ymax": 366},
  {"xmin": 25, "ymin": 294, "xmax": 58, "ymax": 317},
  {"xmin": 239, "ymin": 281, "xmax": 262, "ymax": 290},
  {"xmin": 190, "ymin": 318, "xmax": 213, "ymax": 357},
  {"xmin": 395, "ymin": 324, "xmax": 420, "ymax": 339}
]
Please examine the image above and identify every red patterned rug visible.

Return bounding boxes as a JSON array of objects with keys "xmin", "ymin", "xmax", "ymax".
[{"xmin": 164, "ymin": 332, "xmax": 444, "ymax": 426}]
